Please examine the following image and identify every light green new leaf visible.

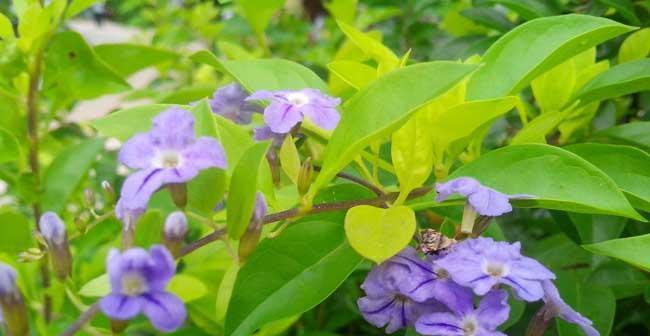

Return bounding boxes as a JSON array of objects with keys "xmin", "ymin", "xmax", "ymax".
[
  {"xmin": 618, "ymin": 28, "xmax": 650, "ymax": 63},
  {"xmin": 466, "ymin": 14, "xmax": 634, "ymax": 100},
  {"xmin": 0, "ymin": 210, "xmax": 33, "ymax": 254},
  {"xmin": 191, "ymin": 51, "xmax": 328, "ymax": 92},
  {"xmin": 279, "ymin": 135, "xmax": 300, "ymax": 184},
  {"xmin": 0, "ymin": 127, "xmax": 20, "ymax": 163},
  {"xmin": 594, "ymin": 122, "xmax": 650, "ymax": 151},
  {"xmin": 306, "ymin": 62, "xmax": 476, "ymax": 203},
  {"xmin": 225, "ymin": 220, "xmax": 362, "ymax": 336},
  {"xmin": 226, "ymin": 142, "xmax": 271, "ymax": 240},
  {"xmin": 168, "ymin": 274, "xmax": 208, "ymax": 303},
  {"xmin": 327, "ymin": 60, "xmax": 377, "ymax": 90},
  {"xmin": 79, "ymin": 273, "xmax": 110, "ymax": 297},
  {"xmin": 324, "ymin": 0, "xmax": 357, "ymax": 24},
  {"xmin": 0, "ymin": 12, "xmax": 14, "ymax": 39},
  {"xmin": 214, "ymin": 114, "xmax": 255, "ymax": 174},
  {"xmin": 511, "ymin": 108, "xmax": 572, "ymax": 144},
  {"xmin": 392, "ymin": 112, "xmax": 433, "ymax": 202},
  {"xmin": 239, "ymin": 0, "xmax": 285, "ymax": 37},
  {"xmin": 530, "ymin": 49, "xmax": 586, "ymax": 113},
  {"xmin": 573, "ymin": 59, "xmax": 650, "ymax": 106},
  {"xmin": 567, "ymin": 143, "xmax": 650, "ymax": 212},
  {"xmin": 65, "ymin": 0, "xmax": 99, "ymax": 19},
  {"xmin": 345, "ymin": 205, "xmax": 416, "ymax": 263},
  {"xmin": 336, "ymin": 20, "xmax": 399, "ymax": 73},
  {"xmin": 91, "ymin": 104, "xmax": 173, "ymax": 141},
  {"xmin": 216, "ymin": 263, "xmax": 239, "ymax": 322},
  {"xmin": 95, "ymin": 43, "xmax": 179, "ymax": 76},
  {"xmin": 42, "ymin": 139, "xmax": 104, "ymax": 213},
  {"xmin": 584, "ymin": 234, "xmax": 650, "ymax": 272},
  {"xmin": 448, "ymin": 144, "xmax": 644, "ymax": 220}
]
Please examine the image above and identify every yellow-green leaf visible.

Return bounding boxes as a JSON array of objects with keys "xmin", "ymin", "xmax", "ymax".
[
  {"xmin": 618, "ymin": 28, "xmax": 650, "ymax": 64},
  {"xmin": 279, "ymin": 135, "xmax": 301, "ymax": 184},
  {"xmin": 391, "ymin": 112, "xmax": 433, "ymax": 203},
  {"xmin": 168, "ymin": 274, "xmax": 208, "ymax": 303},
  {"xmin": 336, "ymin": 20, "xmax": 399, "ymax": 73},
  {"xmin": 327, "ymin": 60, "xmax": 377, "ymax": 90},
  {"xmin": 344, "ymin": 205, "xmax": 416, "ymax": 263}
]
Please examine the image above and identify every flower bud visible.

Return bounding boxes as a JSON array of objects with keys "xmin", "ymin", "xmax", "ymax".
[
  {"xmin": 168, "ymin": 183, "xmax": 187, "ymax": 209},
  {"xmin": 297, "ymin": 157, "xmax": 313, "ymax": 196},
  {"xmin": 0, "ymin": 263, "xmax": 29, "ymax": 336},
  {"xmin": 83, "ymin": 188, "xmax": 96, "ymax": 209},
  {"xmin": 163, "ymin": 211, "xmax": 188, "ymax": 257},
  {"xmin": 238, "ymin": 192, "xmax": 267, "ymax": 262},
  {"xmin": 39, "ymin": 212, "xmax": 72, "ymax": 280},
  {"xmin": 101, "ymin": 180, "xmax": 115, "ymax": 204}
]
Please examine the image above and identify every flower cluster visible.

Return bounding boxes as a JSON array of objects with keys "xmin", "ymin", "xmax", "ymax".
[{"xmin": 358, "ymin": 239, "xmax": 597, "ymax": 335}]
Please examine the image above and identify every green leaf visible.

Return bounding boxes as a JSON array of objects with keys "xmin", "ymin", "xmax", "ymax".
[
  {"xmin": 0, "ymin": 210, "xmax": 33, "ymax": 254},
  {"xmin": 344, "ymin": 205, "xmax": 416, "ymax": 263},
  {"xmin": 510, "ymin": 108, "xmax": 572, "ymax": 144},
  {"xmin": 279, "ymin": 135, "xmax": 300, "ymax": 185},
  {"xmin": 42, "ymin": 139, "xmax": 104, "ymax": 213},
  {"xmin": 586, "ymin": 261, "xmax": 649, "ymax": 299},
  {"xmin": 78, "ymin": 273, "xmax": 110, "ymax": 297},
  {"xmin": 94, "ymin": 43, "xmax": 179, "ymax": 77},
  {"xmin": 168, "ymin": 274, "xmax": 208, "ymax": 303},
  {"xmin": 392, "ymin": 112, "xmax": 433, "ymax": 201},
  {"xmin": 43, "ymin": 31, "xmax": 130, "ymax": 101},
  {"xmin": 566, "ymin": 143, "xmax": 650, "ymax": 212},
  {"xmin": 486, "ymin": 0, "xmax": 557, "ymax": 20},
  {"xmin": 0, "ymin": 12, "xmax": 14, "ymax": 39},
  {"xmin": 324, "ymin": 0, "xmax": 357, "ymax": 24},
  {"xmin": 466, "ymin": 14, "xmax": 634, "ymax": 100},
  {"xmin": 555, "ymin": 273, "xmax": 615, "ymax": 336},
  {"xmin": 307, "ymin": 61, "xmax": 476, "ymax": 202},
  {"xmin": 460, "ymin": 8, "xmax": 515, "ymax": 32},
  {"xmin": 65, "ymin": 0, "xmax": 99, "ymax": 19},
  {"xmin": 191, "ymin": 51, "xmax": 327, "ymax": 92},
  {"xmin": 618, "ymin": 28, "xmax": 650, "ymax": 63},
  {"xmin": 91, "ymin": 104, "xmax": 173, "ymax": 141},
  {"xmin": 447, "ymin": 144, "xmax": 644, "ymax": 220},
  {"xmin": 238, "ymin": 0, "xmax": 285, "ymax": 37},
  {"xmin": 225, "ymin": 219, "xmax": 362, "ymax": 336},
  {"xmin": 594, "ymin": 122, "xmax": 650, "ymax": 150},
  {"xmin": 134, "ymin": 210, "xmax": 163, "ymax": 248},
  {"xmin": 327, "ymin": 60, "xmax": 377, "ymax": 90},
  {"xmin": 216, "ymin": 263, "xmax": 239, "ymax": 322},
  {"xmin": 336, "ymin": 20, "xmax": 399, "ymax": 73},
  {"xmin": 573, "ymin": 59, "xmax": 650, "ymax": 106},
  {"xmin": 0, "ymin": 126, "xmax": 20, "ymax": 163},
  {"xmin": 226, "ymin": 142, "xmax": 271, "ymax": 240},
  {"xmin": 214, "ymin": 114, "xmax": 255, "ymax": 174},
  {"xmin": 597, "ymin": 0, "xmax": 640, "ymax": 26},
  {"xmin": 583, "ymin": 234, "xmax": 650, "ymax": 271}
]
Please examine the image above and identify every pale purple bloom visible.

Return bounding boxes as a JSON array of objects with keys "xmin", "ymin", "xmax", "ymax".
[
  {"xmin": 0, "ymin": 263, "xmax": 17, "ymax": 298},
  {"xmin": 209, "ymin": 84, "xmax": 261, "ymax": 124},
  {"xmin": 357, "ymin": 248, "xmax": 446, "ymax": 333},
  {"xmin": 253, "ymin": 125, "xmax": 286, "ymax": 147},
  {"xmin": 436, "ymin": 177, "xmax": 518, "ymax": 217},
  {"xmin": 415, "ymin": 289, "xmax": 510, "ymax": 336},
  {"xmin": 116, "ymin": 107, "xmax": 227, "ymax": 224},
  {"xmin": 246, "ymin": 88, "xmax": 341, "ymax": 133},
  {"xmin": 252, "ymin": 192, "xmax": 268, "ymax": 225},
  {"xmin": 100, "ymin": 245, "xmax": 186, "ymax": 332},
  {"xmin": 39, "ymin": 212, "xmax": 66, "ymax": 246},
  {"xmin": 540, "ymin": 280, "xmax": 599, "ymax": 336},
  {"xmin": 436, "ymin": 237, "xmax": 555, "ymax": 302},
  {"xmin": 164, "ymin": 211, "xmax": 188, "ymax": 240}
]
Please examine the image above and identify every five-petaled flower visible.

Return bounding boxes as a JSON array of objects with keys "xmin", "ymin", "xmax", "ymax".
[
  {"xmin": 436, "ymin": 177, "xmax": 524, "ymax": 217},
  {"xmin": 246, "ymin": 88, "xmax": 341, "ymax": 133},
  {"xmin": 100, "ymin": 245, "xmax": 186, "ymax": 332},
  {"xmin": 415, "ymin": 289, "xmax": 510, "ymax": 336},
  {"xmin": 435, "ymin": 237, "xmax": 555, "ymax": 302},
  {"xmin": 116, "ymin": 107, "xmax": 227, "ymax": 225},
  {"xmin": 209, "ymin": 83, "xmax": 262, "ymax": 124}
]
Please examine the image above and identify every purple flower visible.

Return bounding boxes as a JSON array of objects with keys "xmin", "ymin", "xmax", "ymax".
[
  {"xmin": 0, "ymin": 263, "xmax": 17, "ymax": 298},
  {"xmin": 116, "ymin": 107, "xmax": 227, "ymax": 223},
  {"xmin": 357, "ymin": 248, "xmax": 446, "ymax": 333},
  {"xmin": 436, "ymin": 237, "xmax": 555, "ymax": 302},
  {"xmin": 253, "ymin": 125, "xmax": 286, "ymax": 147},
  {"xmin": 100, "ymin": 245, "xmax": 186, "ymax": 332},
  {"xmin": 246, "ymin": 88, "xmax": 341, "ymax": 133},
  {"xmin": 436, "ymin": 177, "xmax": 522, "ymax": 217},
  {"xmin": 415, "ymin": 289, "xmax": 510, "ymax": 336},
  {"xmin": 209, "ymin": 84, "xmax": 261, "ymax": 124},
  {"xmin": 540, "ymin": 280, "xmax": 599, "ymax": 336},
  {"xmin": 252, "ymin": 192, "xmax": 268, "ymax": 225},
  {"xmin": 39, "ymin": 212, "xmax": 66, "ymax": 246},
  {"xmin": 164, "ymin": 211, "xmax": 188, "ymax": 240}
]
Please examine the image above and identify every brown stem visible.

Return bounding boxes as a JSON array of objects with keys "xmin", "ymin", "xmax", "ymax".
[
  {"xmin": 314, "ymin": 166, "xmax": 385, "ymax": 196},
  {"xmin": 178, "ymin": 228, "xmax": 226, "ymax": 257},
  {"xmin": 59, "ymin": 303, "xmax": 100, "ymax": 336}
]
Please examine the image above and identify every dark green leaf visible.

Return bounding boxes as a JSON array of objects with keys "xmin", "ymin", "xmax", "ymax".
[
  {"xmin": 556, "ymin": 272, "xmax": 616, "ymax": 336},
  {"xmin": 583, "ymin": 234, "xmax": 650, "ymax": 271},
  {"xmin": 486, "ymin": 0, "xmax": 558, "ymax": 20},
  {"xmin": 460, "ymin": 8, "xmax": 515, "ymax": 32}
]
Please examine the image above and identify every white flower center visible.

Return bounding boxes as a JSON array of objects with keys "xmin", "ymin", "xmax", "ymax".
[
  {"xmin": 153, "ymin": 150, "xmax": 182, "ymax": 169},
  {"xmin": 462, "ymin": 316, "xmax": 478, "ymax": 336},
  {"xmin": 484, "ymin": 261, "xmax": 508, "ymax": 277},
  {"xmin": 286, "ymin": 92, "xmax": 310, "ymax": 106},
  {"xmin": 121, "ymin": 273, "xmax": 148, "ymax": 296}
]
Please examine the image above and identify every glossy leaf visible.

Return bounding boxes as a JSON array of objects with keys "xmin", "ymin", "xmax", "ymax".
[
  {"xmin": 392, "ymin": 112, "xmax": 433, "ymax": 201},
  {"xmin": 466, "ymin": 14, "xmax": 634, "ymax": 100},
  {"xmin": 224, "ymin": 219, "xmax": 363, "ymax": 336},
  {"xmin": 0, "ymin": 127, "xmax": 20, "ymax": 163},
  {"xmin": 345, "ymin": 205, "xmax": 416, "ymax": 263},
  {"xmin": 447, "ymin": 144, "xmax": 643, "ymax": 220},
  {"xmin": 618, "ymin": 28, "xmax": 650, "ymax": 63},
  {"xmin": 226, "ymin": 142, "xmax": 271, "ymax": 240},
  {"xmin": 336, "ymin": 20, "xmax": 399, "ymax": 72},
  {"xmin": 42, "ymin": 139, "xmax": 104, "ymax": 213},
  {"xmin": 594, "ymin": 122, "xmax": 650, "ymax": 150},
  {"xmin": 279, "ymin": 135, "xmax": 300, "ymax": 184},
  {"xmin": 307, "ymin": 61, "xmax": 476, "ymax": 201},
  {"xmin": 583, "ymin": 234, "xmax": 650, "ymax": 271},
  {"xmin": 95, "ymin": 43, "xmax": 178, "ymax": 76},
  {"xmin": 327, "ymin": 60, "xmax": 377, "ymax": 90},
  {"xmin": 573, "ymin": 59, "xmax": 650, "ymax": 106},
  {"xmin": 191, "ymin": 51, "xmax": 328, "ymax": 92},
  {"xmin": 567, "ymin": 143, "xmax": 650, "ymax": 212}
]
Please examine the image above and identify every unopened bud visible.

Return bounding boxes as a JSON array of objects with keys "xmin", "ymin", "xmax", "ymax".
[
  {"xmin": 163, "ymin": 211, "xmax": 188, "ymax": 257},
  {"xmin": 168, "ymin": 183, "xmax": 187, "ymax": 209},
  {"xmin": 39, "ymin": 212, "xmax": 72, "ymax": 280},
  {"xmin": 74, "ymin": 216, "xmax": 87, "ymax": 233},
  {"xmin": 84, "ymin": 188, "xmax": 96, "ymax": 209},
  {"xmin": 101, "ymin": 180, "xmax": 115, "ymax": 204},
  {"xmin": 238, "ymin": 193, "xmax": 267, "ymax": 262},
  {"xmin": 0, "ymin": 263, "xmax": 29, "ymax": 336},
  {"xmin": 297, "ymin": 157, "xmax": 313, "ymax": 196}
]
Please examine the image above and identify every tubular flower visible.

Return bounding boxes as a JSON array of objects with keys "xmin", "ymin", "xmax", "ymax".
[
  {"xmin": 99, "ymin": 245, "xmax": 186, "ymax": 332},
  {"xmin": 246, "ymin": 88, "xmax": 341, "ymax": 133},
  {"xmin": 539, "ymin": 280, "xmax": 599, "ymax": 336},
  {"xmin": 435, "ymin": 177, "xmax": 525, "ymax": 217},
  {"xmin": 208, "ymin": 83, "xmax": 261, "ymax": 124}
]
